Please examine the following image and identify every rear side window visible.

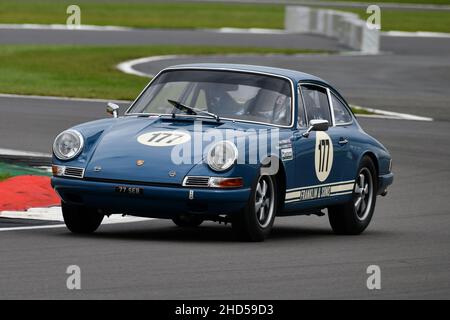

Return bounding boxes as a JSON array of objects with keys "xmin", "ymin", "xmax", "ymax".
[
  {"xmin": 331, "ymin": 94, "xmax": 352, "ymax": 124},
  {"xmin": 301, "ymin": 85, "xmax": 331, "ymax": 123}
]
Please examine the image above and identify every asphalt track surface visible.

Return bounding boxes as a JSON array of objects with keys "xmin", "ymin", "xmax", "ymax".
[
  {"xmin": 2, "ymin": 27, "xmax": 450, "ymax": 56},
  {"xmin": 0, "ymin": 27, "xmax": 449, "ymax": 299},
  {"xmin": 133, "ymin": 52, "xmax": 450, "ymax": 121},
  {"xmin": 0, "ymin": 28, "xmax": 344, "ymax": 51},
  {"xmin": 0, "ymin": 118, "xmax": 449, "ymax": 299}
]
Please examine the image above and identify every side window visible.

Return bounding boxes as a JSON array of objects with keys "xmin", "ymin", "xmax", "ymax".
[
  {"xmin": 297, "ymin": 85, "xmax": 307, "ymax": 128},
  {"xmin": 300, "ymin": 85, "xmax": 332, "ymax": 124},
  {"xmin": 331, "ymin": 94, "xmax": 352, "ymax": 125}
]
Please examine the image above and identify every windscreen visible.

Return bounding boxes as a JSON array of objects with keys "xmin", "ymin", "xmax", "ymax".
[{"xmin": 127, "ymin": 69, "xmax": 293, "ymax": 126}]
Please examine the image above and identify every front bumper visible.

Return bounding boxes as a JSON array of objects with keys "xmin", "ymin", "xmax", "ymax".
[
  {"xmin": 51, "ymin": 177, "xmax": 251, "ymax": 217},
  {"xmin": 377, "ymin": 172, "xmax": 394, "ymax": 195}
]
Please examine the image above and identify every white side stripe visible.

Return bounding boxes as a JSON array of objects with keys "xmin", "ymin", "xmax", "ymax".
[
  {"xmin": 285, "ymin": 190, "xmax": 353, "ymax": 204},
  {"xmin": 330, "ymin": 191, "xmax": 354, "ymax": 197},
  {"xmin": 285, "ymin": 191, "xmax": 300, "ymax": 200},
  {"xmin": 330, "ymin": 183, "xmax": 355, "ymax": 193},
  {"xmin": 285, "ymin": 180, "xmax": 355, "ymax": 204},
  {"xmin": 286, "ymin": 180, "xmax": 355, "ymax": 193}
]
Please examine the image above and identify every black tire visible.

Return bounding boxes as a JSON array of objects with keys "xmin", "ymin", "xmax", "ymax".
[
  {"xmin": 62, "ymin": 202, "xmax": 104, "ymax": 234},
  {"xmin": 328, "ymin": 156, "xmax": 377, "ymax": 235},
  {"xmin": 232, "ymin": 174, "xmax": 278, "ymax": 242},
  {"xmin": 172, "ymin": 215, "xmax": 203, "ymax": 228}
]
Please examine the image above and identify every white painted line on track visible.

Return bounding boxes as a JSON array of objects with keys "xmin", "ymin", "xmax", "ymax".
[
  {"xmin": 207, "ymin": 27, "xmax": 287, "ymax": 34},
  {"xmin": 351, "ymin": 105, "xmax": 433, "ymax": 121},
  {"xmin": 0, "ymin": 148, "xmax": 51, "ymax": 158},
  {"xmin": 383, "ymin": 31, "xmax": 450, "ymax": 38},
  {"xmin": 0, "ymin": 23, "xmax": 287, "ymax": 35},
  {"xmin": 0, "ymin": 224, "xmax": 66, "ymax": 232},
  {"xmin": 1, "ymin": 207, "xmax": 64, "ymax": 221},
  {"xmin": 0, "ymin": 206, "xmax": 153, "ymax": 231},
  {"xmin": 0, "ymin": 23, "xmax": 133, "ymax": 31},
  {"xmin": 116, "ymin": 53, "xmax": 339, "ymax": 78},
  {"xmin": 116, "ymin": 55, "xmax": 191, "ymax": 78}
]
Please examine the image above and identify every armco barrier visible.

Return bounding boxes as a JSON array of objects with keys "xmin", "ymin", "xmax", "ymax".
[{"xmin": 285, "ymin": 6, "xmax": 380, "ymax": 53}]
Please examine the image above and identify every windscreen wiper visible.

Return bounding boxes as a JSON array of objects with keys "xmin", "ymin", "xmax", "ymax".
[{"xmin": 167, "ymin": 99, "xmax": 220, "ymax": 122}]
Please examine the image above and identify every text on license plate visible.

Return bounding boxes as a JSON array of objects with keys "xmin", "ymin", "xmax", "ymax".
[{"xmin": 115, "ymin": 186, "xmax": 143, "ymax": 195}]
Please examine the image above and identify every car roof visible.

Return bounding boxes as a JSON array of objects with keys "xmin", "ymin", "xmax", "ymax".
[{"xmin": 165, "ymin": 63, "xmax": 330, "ymax": 85}]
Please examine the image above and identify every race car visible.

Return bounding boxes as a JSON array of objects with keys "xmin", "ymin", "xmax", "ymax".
[{"xmin": 51, "ymin": 63, "xmax": 393, "ymax": 241}]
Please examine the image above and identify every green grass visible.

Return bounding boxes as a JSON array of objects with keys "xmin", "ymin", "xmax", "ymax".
[
  {"xmin": 329, "ymin": 0, "xmax": 450, "ymax": 4},
  {"xmin": 0, "ymin": 161, "xmax": 51, "ymax": 181},
  {"xmin": 0, "ymin": 0, "xmax": 284, "ymax": 29},
  {"xmin": 350, "ymin": 105, "xmax": 376, "ymax": 115},
  {"xmin": 339, "ymin": 8, "xmax": 450, "ymax": 33},
  {"xmin": 1, "ymin": 0, "xmax": 449, "ymax": 32},
  {"xmin": 0, "ymin": 45, "xmax": 327, "ymax": 100},
  {"xmin": 0, "ymin": 173, "xmax": 12, "ymax": 182}
]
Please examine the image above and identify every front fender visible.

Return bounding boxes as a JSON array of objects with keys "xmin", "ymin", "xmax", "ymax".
[{"xmin": 52, "ymin": 118, "xmax": 118, "ymax": 167}]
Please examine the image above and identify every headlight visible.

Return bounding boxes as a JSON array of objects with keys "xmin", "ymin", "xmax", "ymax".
[
  {"xmin": 53, "ymin": 130, "xmax": 84, "ymax": 160},
  {"xmin": 207, "ymin": 141, "xmax": 238, "ymax": 172}
]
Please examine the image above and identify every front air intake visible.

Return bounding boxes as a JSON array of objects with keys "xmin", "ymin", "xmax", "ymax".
[
  {"xmin": 182, "ymin": 176, "xmax": 210, "ymax": 187},
  {"xmin": 63, "ymin": 166, "xmax": 85, "ymax": 178}
]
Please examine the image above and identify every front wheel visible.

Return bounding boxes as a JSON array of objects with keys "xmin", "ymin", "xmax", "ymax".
[
  {"xmin": 232, "ymin": 174, "xmax": 277, "ymax": 241},
  {"xmin": 328, "ymin": 156, "xmax": 377, "ymax": 235},
  {"xmin": 62, "ymin": 202, "xmax": 104, "ymax": 234}
]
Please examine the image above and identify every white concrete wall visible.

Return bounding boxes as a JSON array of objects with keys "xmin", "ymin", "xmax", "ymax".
[{"xmin": 285, "ymin": 6, "xmax": 380, "ymax": 53}]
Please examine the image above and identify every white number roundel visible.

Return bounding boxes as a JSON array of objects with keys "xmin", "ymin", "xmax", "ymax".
[
  {"xmin": 314, "ymin": 131, "xmax": 333, "ymax": 182},
  {"xmin": 137, "ymin": 131, "xmax": 191, "ymax": 147}
]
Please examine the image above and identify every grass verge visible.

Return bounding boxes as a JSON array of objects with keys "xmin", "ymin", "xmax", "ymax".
[
  {"xmin": 350, "ymin": 105, "xmax": 376, "ymax": 115},
  {"xmin": 0, "ymin": 0, "xmax": 284, "ymax": 29},
  {"xmin": 0, "ymin": 45, "xmax": 328, "ymax": 100},
  {"xmin": 0, "ymin": 173, "xmax": 12, "ymax": 182},
  {"xmin": 330, "ymin": 0, "xmax": 450, "ymax": 4},
  {"xmin": 1, "ymin": 1, "xmax": 449, "ymax": 32},
  {"xmin": 0, "ymin": 162, "xmax": 51, "ymax": 182},
  {"xmin": 340, "ymin": 8, "xmax": 450, "ymax": 33}
]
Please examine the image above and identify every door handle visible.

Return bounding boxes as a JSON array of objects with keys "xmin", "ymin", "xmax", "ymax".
[{"xmin": 338, "ymin": 138, "xmax": 349, "ymax": 145}]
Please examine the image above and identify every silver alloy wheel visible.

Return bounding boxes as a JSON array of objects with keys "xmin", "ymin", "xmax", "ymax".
[
  {"xmin": 254, "ymin": 175, "xmax": 275, "ymax": 228},
  {"xmin": 354, "ymin": 168, "xmax": 374, "ymax": 221}
]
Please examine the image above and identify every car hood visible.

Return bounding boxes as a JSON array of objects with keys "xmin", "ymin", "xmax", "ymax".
[{"xmin": 83, "ymin": 116, "xmax": 251, "ymax": 185}]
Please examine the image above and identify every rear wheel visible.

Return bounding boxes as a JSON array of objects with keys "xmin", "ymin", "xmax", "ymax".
[
  {"xmin": 232, "ymin": 174, "xmax": 277, "ymax": 241},
  {"xmin": 328, "ymin": 156, "xmax": 377, "ymax": 235},
  {"xmin": 172, "ymin": 215, "xmax": 203, "ymax": 227},
  {"xmin": 62, "ymin": 202, "xmax": 104, "ymax": 234}
]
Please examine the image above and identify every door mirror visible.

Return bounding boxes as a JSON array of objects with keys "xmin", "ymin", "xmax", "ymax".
[
  {"xmin": 310, "ymin": 119, "xmax": 329, "ymax": 131},
  {"xmin": 106, "ymin": 102, "xmax": 120, "ymax": 118},
  {"xmin": 302, "ymin": 119, "xmax": 329, "ymax": 137}
]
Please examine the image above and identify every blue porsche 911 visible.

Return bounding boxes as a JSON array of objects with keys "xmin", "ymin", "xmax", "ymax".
[{"xmin": 51, "ymin": 64, "xmax": 393, "ymax": 241}]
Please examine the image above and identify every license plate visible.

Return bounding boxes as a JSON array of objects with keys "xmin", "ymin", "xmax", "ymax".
[{"xmin": 115, "ymin": 186, "xmax": 143, "ymax": 195}]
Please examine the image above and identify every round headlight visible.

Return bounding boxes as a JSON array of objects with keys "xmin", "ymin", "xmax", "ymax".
[
  {"xmin": 207, "ymin": 141, "xmax": 238, "ymax": 172},
  {"xmin": 53, "ymin": 130, "xmax": 84, "ymax": 160}
]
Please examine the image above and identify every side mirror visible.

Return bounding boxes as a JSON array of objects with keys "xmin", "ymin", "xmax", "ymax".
[
  {"xmin": 302, "ymin": 119, "xmax": 329, "ymax": 137},
  {"xmin": 106, "ymin": 102, "xmax": 120, "ymax": 118}
]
